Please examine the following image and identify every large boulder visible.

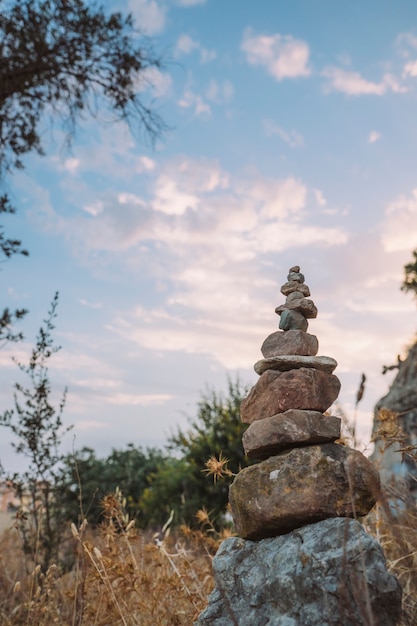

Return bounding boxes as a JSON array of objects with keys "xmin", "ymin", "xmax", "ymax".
[
  {"xmin": 240, "ymin": 368, "xmax": 341, "ymax": 423},
  {"xmin": 229, "ymin": 443, "xmax": 380, "ymax": 540},
  {"xmin": 195, "ymin": 518, "xmax": 402, "ymax": 626}
]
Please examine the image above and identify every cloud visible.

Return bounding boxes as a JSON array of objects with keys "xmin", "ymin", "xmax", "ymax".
[
  {"xmin": 263, "ymin": 119, "xmax": 304, "ymax": 147},
  {"xmin": 381, "ymin": 187, "xmax": 417, "ymax": 252},
  {"xmin": 178, "ymin": 89, "xmax": 211, "ymax": 116},
  {"xmin": 176, "ymin": 0, "xmax": 206, "ymax": 5},
  {"xmin": 403, "ymin": 60, "xmax": 417, "ymax": 77},
  {"xmin": 368, "ymin": 131, "xmax": 381, "ymax": 144},
  {"xmin": 175, "ymin": 34, "xmax": 199, "ymax": 55},
  {"xmin": 322, "ymin": 67, "xmax": 406, "ymax": 95},
  {"xmin": 241, "ymin": 28, "xmax": 310, "ymax": 81},
  {"xmin": 139, "ymin": 66, "xmax": 173, "ymax": 97},
  {"xmin": 174, "ymin": 34, "xmax": 216, "ymax": 63},
  {"xmin": 127, "ymin": 0, "xmax": 166, "ymax": 34},
  {"xmin": 206, "ymin": 79, "xmax": 234, "ymax": 104}
]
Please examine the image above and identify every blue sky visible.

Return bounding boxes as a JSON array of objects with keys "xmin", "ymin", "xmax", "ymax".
[{"xmin": 2, "ymin": 0, "xmax": 417, "ymax": 469}]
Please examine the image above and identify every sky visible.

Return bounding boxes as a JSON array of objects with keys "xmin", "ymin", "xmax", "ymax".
[{"xmin": 2, "ymin": 0, "xmax": 417, "ymax": 471}]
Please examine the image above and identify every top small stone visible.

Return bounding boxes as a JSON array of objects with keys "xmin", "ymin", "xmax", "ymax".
[{"xmin": 289, "ymin": 265, "xmax": 300, "ymax": 273}]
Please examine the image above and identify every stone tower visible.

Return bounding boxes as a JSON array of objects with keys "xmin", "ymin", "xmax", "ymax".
[{"xmin": 196, "ymin": 266, "xmax": 402, "ymax": 626}]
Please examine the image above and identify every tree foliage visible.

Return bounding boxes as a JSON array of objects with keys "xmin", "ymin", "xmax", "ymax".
[
  {"xmin": 140, "ymin": 379, "xmax": 251, "ymax": 530},
  {"xmin": 60, "ymin": 444, "xmax": 168, "ymax": 528},
  {"xmin": 0, "ymin": 0, "xmax": 166, "ymax": 175},
  {"xmin": 0, "ymin": 293, "xmax": 71, "ymax": 571},
  {"xmin": 402, "ymin": 249, "xmax": 417, "ymax": 300}
]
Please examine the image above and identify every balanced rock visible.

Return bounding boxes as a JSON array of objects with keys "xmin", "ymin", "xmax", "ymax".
[
  {"xmin": 242, "ymin": 409, "xmax": 341, "ymax": 459},
  {"xmin": 261, "ymin": 329, "xmax": 318, "ymax": 357},
  {"xmin": 240, "ymin": 369, "xmax": 341, "ymax": 423},
  {"xmin": 275, "ymin": 297, "xmax": 318, "ymax": 319},
  {"xmin": 195, "ymin": 518, "xmax": 402, "ymax": 626},
  {"xmin": 254, "ymin": 354, "xmax": 337, "ymax": 375},
  {"xmin": 229, "ymin": 443, "xmax": 380, "ymax": 540},
  {"xmin": 281, "ymin": 280, "xmax": 311, "ymax": 297},
  {"xmin": 279, "ymin": 308, "xmax": 308, "ymax": 331}
]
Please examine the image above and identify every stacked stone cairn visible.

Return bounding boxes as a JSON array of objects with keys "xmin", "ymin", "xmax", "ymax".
[{"xmin": 196, "ymin": 267, "xmax": 402, "ymax": 626}]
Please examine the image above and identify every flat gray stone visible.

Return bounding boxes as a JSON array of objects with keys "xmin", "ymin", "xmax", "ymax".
[
  {"xmin": 242, "ymin": 409, "xmax": 341, "ymax": 458},
  {"xmin": 254, "ymin": 354, "xmax": 337, "ymax": 375},
  {"xmin": 195, "ymin": 518, "xmax": 402, "ymax": 626},
  {"xmin": 261, "ymin": 330, "xmax": 318, "ymax": 358}
]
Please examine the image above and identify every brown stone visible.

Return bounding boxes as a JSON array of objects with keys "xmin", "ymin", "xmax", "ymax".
[
  {"xmin": 242, "ymin": 410, "xmax": 341, "ymax": 458},
  {"xmin": 240, "ymin": 369, "xmax": 341, "ymax": 423},
  {"xmin": 281, "ymin": 281, "xmax": 310, "ymax": 297},
  {"xmin": 279, "ymin": 309, "xmax": 308, "ymax": 331},
  {"xmin": 275, "ymin": 298, "xmax": 318, "ymax": 319},
  {"xmin": 229, "ymin": 443, "xmax": 380, "ymax": 540},
  {"xmin": 254, "ymin": 355, "xmax": 337, "ymax": 376},
  {"xmin": 261, "ymin": 330, "xmax": 318, "ymax": 358}
]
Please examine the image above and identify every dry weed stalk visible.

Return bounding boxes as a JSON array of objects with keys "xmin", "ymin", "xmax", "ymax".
[{"xmin": 0, "ymin": 490, "xmax": 215, "ymax": 625}]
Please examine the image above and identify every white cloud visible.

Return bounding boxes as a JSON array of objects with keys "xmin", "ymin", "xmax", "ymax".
[
  {"xmin": 368, "ymin": 131, "xmax": 381, "ymax": 144},
  {"xmin": 263, "ymin": 119, "xmax": 304, "ymax": 147},
  {"xmin": 313, "ymin": 189, "xmax": 326, "ymax": 207},
  {"xmin": 381, "ymin": 187, "xmax": 417, "ymax": 252},
  {"xmin": 403, "ymin": 60, "xmax": 417, "ymax": 77},
  {"xmin": 127, "ymin": 0, "xmax": 166, "ymax": 34},
  {"xmin": 176, "ymin": 0, "xmax": 206, "ymax": 5},
  {"xmin": 241, "ymin": 28, "xmax": 310, "ymax": 81},
  {"xmin": 206, "ymin": 79, "xmax": 234, "ymax": 104},
  {"xmin": 175, "ymin": 34, "xmax": 199, "ymax": 55},
  {"xmin": 178, "ymin": 89, "xmax": 211, "ymax": 116},
  {"xmin": 174, "ymin": 34, "xmax": 216, "ymax": 63},
  {"xmin": 63, "ymin": 158, "xmax": 80, "ymax": 173},
  {"xmin": 152, "ymin": 176, "xmax": 200, "ymax": 215},
  {"xmin": 322, "ymin": 67, "xmax": 406, "ymax": 96},
  {"xmin": 136, "ymin": 156, "xmax": 156, "ymax": 172},
  {"xmin": 139, "ymin": 66, "xmax": 173, "ymax": 97}
]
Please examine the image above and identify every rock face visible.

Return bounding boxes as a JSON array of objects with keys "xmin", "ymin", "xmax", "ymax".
[
  {"xmin": 196, "ymin": 266, "xmax": 401, "ymax": 625},
  {"xmin": 371, "ymin": 342, "xmax": 417, "ymax": 500},
  {"xmin": 229, "ymin": 444, "xmax": 380, "ymax": 540},
  {"xmin": 195, "ymin": 518, "xmax": 402, "ymax": 626}
]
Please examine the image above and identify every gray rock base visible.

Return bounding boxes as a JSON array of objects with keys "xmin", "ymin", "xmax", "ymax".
[{"xmin": 195, "ymin": 518, "xmax": 402, "ymax": 626}]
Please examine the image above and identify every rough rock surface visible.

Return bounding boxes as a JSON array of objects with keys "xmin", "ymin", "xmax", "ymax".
[
  {"xmin": 195, "ymin": 518, "xmax": 402, "ymax": 626},
  {"xmin": 254, "ymin": 354, "xmax": 337, "ymax": 375},
  {"xmin": 281, "ymin": 280, "xmax": 310, "ymax": 296},
  {"xmin": 371, "ymin": 341, "xmax": 417, "ymax": 498},
  {"xmin": 242, "ymin": 409, "xmax": 341, "ymax": 458},
  {"xmin": 240, "ymin": 368, "xmax": 341, "ymax": 423},
  {"xmin": 229, "ymin": 443, "xmax": 380, "ymax": 540},
  {"xmin": 261, "ymin": 329, "xmax": 318, "ymax": 357},
  {"xmin": 279, "ymin": 308, "xmax": 308, "ymax": 331},
  {"xmin": 275, "ymin": 297, "xmax": 318, "ymax": 319}
]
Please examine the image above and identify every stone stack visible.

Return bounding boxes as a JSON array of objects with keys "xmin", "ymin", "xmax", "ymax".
[
  {"xmin": 196, "ymin": 266, "xmax": 402, "ymax": 626},
  {"xmin": 230, "ymin": 265, "xmax": 380, "ymax": 540}
]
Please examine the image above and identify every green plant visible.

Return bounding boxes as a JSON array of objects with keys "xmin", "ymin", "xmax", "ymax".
[{"xmin": 1, "ymin": 292, "xmax": 71, "ymax": 572}]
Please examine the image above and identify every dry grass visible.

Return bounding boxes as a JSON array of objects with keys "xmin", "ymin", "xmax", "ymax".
[
  {"xmin": 0, "ymin": 490, "xmax": 218, "ymax": 625},
  {"xmin": 2, "ymin": 416, "xmax": 417, "ymax": 624}
]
